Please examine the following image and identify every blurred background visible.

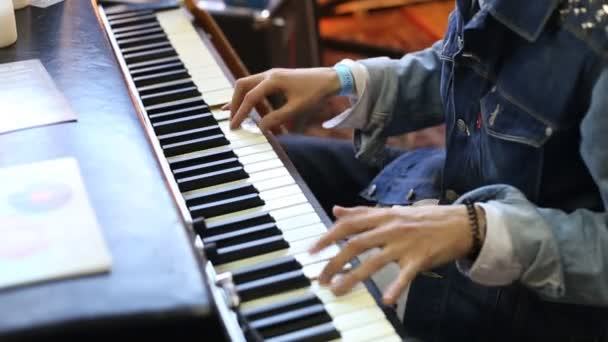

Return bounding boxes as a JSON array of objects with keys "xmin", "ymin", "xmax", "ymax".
[{"xmin": 205, "ymin": 0, "xmax": 454, "ymax": 150}]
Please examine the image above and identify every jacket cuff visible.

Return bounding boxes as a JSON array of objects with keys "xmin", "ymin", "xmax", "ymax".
[
  {"xmin": 456, "ymin": 202, "xmax": 523, "ymax": 286},
  {"xmin": 322, "ymin": 59, "xmax": 371, "ymax": 130}
]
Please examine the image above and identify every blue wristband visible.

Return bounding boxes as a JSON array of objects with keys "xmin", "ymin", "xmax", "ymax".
[{"xmin": 333, "ymin": 64, "xmax": 355, "ymax": 96}]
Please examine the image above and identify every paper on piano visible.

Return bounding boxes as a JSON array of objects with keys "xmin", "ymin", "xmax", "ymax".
[
  {"xmin": 0, "ymin": 157, "xmax": 112, "ymax": 291},
  {"xmin": 0, "ymin": 59, "xmax": 76, "ymax": 135}
]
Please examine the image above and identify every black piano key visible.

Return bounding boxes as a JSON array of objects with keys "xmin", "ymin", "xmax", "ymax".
[
  {"xmin": 253, "ymin": 304, "xmax": 332, "ymax": 339},
  {"xmin": 189, "ymin": 193, "xmax": 264, "ymax": 218},
  {"xmin": 211, "ymin": 235, "xmax": 289, "ymax": 266},
  {"xmin": 168, "ymin": 147, "xmax": 233, "ymax": 170},
  {"xmin": 146, "ymin": 97, "xmax": 207, "ymax": 115},
  {"xmin": 266, "ymin": 322, "xmax": 340, "ymax": 342},
  {"xmin": 158, "ymin": 125, "xmax": 222, "ymax": 145},
  {"xmin": 117, "ymin": 33, "xmax": 169, "ymax": 50},
  {"xmin": 236, "ymin": 269, "xmax": 309, "ymax": 302},
  {"xmin": 201, "ymin": 213, "xmax": 276, "ymax": 238},
  {"xmin": 204, "ymin": 211, "xmax": 275, "ymax": 233},
  {"xmin": 162, "ymin": 134, "xmax": 229, "ymax": 157},
  {"xmin": 202, "ymin": 222, "xmax": 280, "ymax": 249},
  {"xmin": 108, "ymin": 13, "xmax": 157, "ymax": 29},
  {"xmin": 141, "ymin": 86, "xmax": 201, "ymax": 106},
  {"xmin": 242, "ymin": 293, "xmax": 320, "ymax": 321},
  {"xmin": 138, "ymin": 79, "xmax": 194, "ymax": 96},
  {"xmin": 124, "ymin": 47, "xmax": 178, "ymax": 65},
  {"xmin": 153, "ymin": 113, "xmax": 216, "ymax": 135},
  {"xmin": 176, "ymin": 166, "xmax": 247, "ymax": 192},
  {"xmin": 128, "ymin": 56, "xmax": 182, "ymax": 72},
  {"xmin": 174, "ymin": 156, "xmax": 241, "ymax": 179},
  {"xmin": 184, "ymin": 182, "xmax": 256, "ymax": 207},
  {"xmin": 114, "ymin": 26, "xmax": 164, "ymax": 40},
  {"xmin": 148, "ymin": 104, "xmax": 210, "ymax": 123},
  {"xmin": 133, "ymin": 68, "xmax": 188, "ymax": 87},
  {"xmin": 106, "ymin": 10, "xmax": 153, "ymax": 22},
  {"xmin": 132, "ymin": 61, "xmax": 185, "ymax": 79},
  {"xmin": 231, "ymin": 255, "xmax": 301, "ymax": 285},
  {"xmin": 121, "ymin": 41, "xmax": 172, "ymax": 55}
]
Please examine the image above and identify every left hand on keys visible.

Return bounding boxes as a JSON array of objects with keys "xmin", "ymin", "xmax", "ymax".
[{"xmin": 309, "ymin": 204, "xmax": 484, "ymax": 305}]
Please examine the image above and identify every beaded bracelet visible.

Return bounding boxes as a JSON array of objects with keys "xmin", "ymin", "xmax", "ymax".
[{"xmin": 463, "ymin": 199, "xmax": 482, "ymax": 259}]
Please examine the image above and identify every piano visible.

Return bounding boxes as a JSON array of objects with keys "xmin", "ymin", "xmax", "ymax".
[{"xmin": 0, "ymin": 1, "xmax": 404, "ymax": 341}]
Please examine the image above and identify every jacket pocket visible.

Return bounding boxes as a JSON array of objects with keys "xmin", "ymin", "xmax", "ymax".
[
  {"xmin": 481, "ymin": 89, "xmax": 554, "ymax": 148},
  {"xmin": 479, "ymin": 89, "xmax": 553, "ymax": 200}
]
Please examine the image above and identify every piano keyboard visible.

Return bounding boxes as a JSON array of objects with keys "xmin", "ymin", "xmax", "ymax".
[{"xmin": 97, "ymin": 4, "xmax": 402, "ymax": 342}]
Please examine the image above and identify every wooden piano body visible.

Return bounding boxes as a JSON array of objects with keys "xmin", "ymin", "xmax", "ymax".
[{"xmin": 0, "ymin": 1, "xmax": 404, "ymax": 341}]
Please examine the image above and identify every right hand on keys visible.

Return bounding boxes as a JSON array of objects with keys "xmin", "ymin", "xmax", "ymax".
[{"xmin": 226, "ymin": 67, "xmax": 342, "ymax": 131}]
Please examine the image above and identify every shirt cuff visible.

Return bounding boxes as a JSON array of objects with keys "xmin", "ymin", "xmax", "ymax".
[
  {"xmin": 456, "ymin": 202, "xmax": 523, "ymax": 286},
  {"xmin": 322, "ymin": 59, "xmax": 371, "ymax": 130}
]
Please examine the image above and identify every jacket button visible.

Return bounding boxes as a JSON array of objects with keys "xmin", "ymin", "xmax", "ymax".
[
  {"xmin": 457, "ymin": 119, "xmax": 470, "ymax": 136},
  {"xmin": 445, "ymin": 189, "xmax": 459, "ymax": 202},
  {"xmin": 545, "ymin": 127, "xmax": 553, "ymax": 137}
]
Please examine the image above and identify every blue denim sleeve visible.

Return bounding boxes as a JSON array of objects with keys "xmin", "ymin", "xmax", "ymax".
[
  {"xmin": 456, "ymin": 66, "xmax": 608, "ymax": 306},
  {"xmin": 351, "ymin": 41, "xmax": 445, "ymax": 165}
]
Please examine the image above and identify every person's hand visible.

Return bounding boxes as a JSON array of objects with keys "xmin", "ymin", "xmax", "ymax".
[
  {"xmin": 309, "ymin": 204, "xmax": 485, "ymax": 305},
  {"xmin": 225, "ymin": 67, "xmax": 341, "ymax": 131}
]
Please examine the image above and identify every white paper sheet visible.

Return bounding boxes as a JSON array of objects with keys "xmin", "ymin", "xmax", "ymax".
[
  {"xmin": 0, "ymin": 157, "xmax": 112, "ymax": 290},
  {"xmin": 0, "ymin": 59, "xmax": 76, "ymax": 135}
]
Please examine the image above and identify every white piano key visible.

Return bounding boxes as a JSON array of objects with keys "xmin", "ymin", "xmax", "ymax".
[
  {"xmin": 191, "ymin": 75, "xmax": 232, "ymax": 93},
  {"xmin": 323, "ymin": 291, "xmax": 377, "ymax": 316},
  {"xmin": 204, "ymin": 88, "xmax": 234, "ymax": 107},
  {"xmin": 258, "ymin": 184, "xmax": 302, "ymax": 202},
  {"xmin": 156, "ymin": 10, "xmax": 193, "ymax": 32},
  {"xmin": 339, "ymin": 321, "xmax": 397, "ymax": 342},
  {"xmin": 254, "ymin": 175, "xmax": 296, "ymax": 192},
  {"xmin": 331, "ymin": 306, "xmax": 386, "ymax": 331},
  {"xmin": 294, "ymin": 244, "xmax": 340, "ymax": 266},
  {"xmin": 282, "ymin": 223, "xmax": 326, "ymax": 241},
  {"xmin": 220, "ymin": 126, "xmax": 264, "ymax": 142},
  {"xmin": 263, "ymin": 193, "xmax": 308, "ymax": 212},
  {"xmin": 248, "ymin": 167, "xmax": 290, "ymax": 183},
  {"xmin": 271, "ymin": 202, "xmax": 315, "ymax": 220},
  {"xmin": 233, "ymin": 142, "xmax": 273, "ymax": 157},
  {"xmin": 302, "ymin": 260, "xmax": 329, "ymax": 279},
  {"xmin": 187, "ymin": 64, "xmax": 227, "ymax": 78},
  {"xmin": 229, "ymin": 135, "xmax": 267, "ymax": 149},
  {"xmin": 211, "ymin": 108, "xmax": 230, "ymax": 121},
  {"xmin": 237, "ymin": 150, "xmax": 276, "ymax": 165},
  {"xmin": 275, "ymin": 212, "xmax": 322, "ymax": 231},
  {"xmin": 244, "ymin": 159, "xmax": 284, "ymax": 173}
]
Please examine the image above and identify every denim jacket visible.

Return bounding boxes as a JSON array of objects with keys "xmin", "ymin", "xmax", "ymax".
[{"xmin": 327, "ymin": 0, "xmax": 608, "ymax": 339}]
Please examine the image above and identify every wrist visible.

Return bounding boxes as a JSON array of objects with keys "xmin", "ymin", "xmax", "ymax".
[{"xmin": 321, "ymin": 67, "xmax": 342, "ymax": 97}]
